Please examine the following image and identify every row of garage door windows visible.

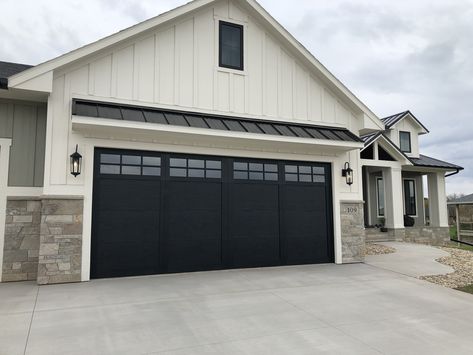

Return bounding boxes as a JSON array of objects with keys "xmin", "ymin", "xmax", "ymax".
[{"xmin": 99, "ymin": 153, "xmax": 326, "ymax": 183}]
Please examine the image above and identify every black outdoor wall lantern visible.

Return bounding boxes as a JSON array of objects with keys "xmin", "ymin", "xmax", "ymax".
[
  {"xmin": 342, "ymin": 162, "xmax": 353, "ymax": 186},
  {"xmin": 70, "ymin": 144, "xmax": 82, "ymax": 177}
]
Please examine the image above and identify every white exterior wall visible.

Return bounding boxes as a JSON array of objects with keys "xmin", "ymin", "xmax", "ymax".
[
  {"xmin": 385, "ymin": 117, "xmax": 421, "ymax": 158},
  {"xmin": 0, "ymin": 139, "xmax": 12, "ymax": 282},
  {"xmin": 34, "ymin": 0, "xmax": 369, "ymax": 280}
]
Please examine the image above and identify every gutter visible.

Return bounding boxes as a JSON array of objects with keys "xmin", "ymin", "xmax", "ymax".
[{"xmin": 446, "ymin": 169, "xmax": 462, "ymax": 178}]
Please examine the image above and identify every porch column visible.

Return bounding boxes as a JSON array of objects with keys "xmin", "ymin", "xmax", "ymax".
[
  {"xmin": 383, "ymin": 167, "xmax": 404, "ymax": 229},
  {"xmin": 428, "ymin": 172, "xmax": 448, "ymax": 227}
]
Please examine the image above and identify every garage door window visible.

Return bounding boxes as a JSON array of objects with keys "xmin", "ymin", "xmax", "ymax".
[
  {"xmin": 99, "ymin": 153, "xmax": 161, "ymax": 176},
  {"xmin": 284, "ymin": 165, "xmax": 325, "ymax": 183},
  {"xmin": 233, "ymin": 162, "xmax": 278, "ymax": 181},
  {"xmin": 169, "ymin": 157, "xmax": 222, "ymax": 179}
]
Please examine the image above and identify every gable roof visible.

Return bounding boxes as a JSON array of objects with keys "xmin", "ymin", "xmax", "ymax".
[
  {"xmin": 0, "ymin": 61, "xmax": 32, "ymax": 89},
  {"xmin": 360, "ymin": 132, "xmax": 412, "ymax": 165},
  {"xmin": 382, "ymin": 110, "xmax": 429, "ymax": 134},
  {"xmin": 7, "ymin": 0, "xmax": 384, "ymax": 130}
]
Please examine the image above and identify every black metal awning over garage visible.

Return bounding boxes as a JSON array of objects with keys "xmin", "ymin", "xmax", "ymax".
[{"xmin": 72, "ymin": 99, "xmax": 362, "ymax": 144}]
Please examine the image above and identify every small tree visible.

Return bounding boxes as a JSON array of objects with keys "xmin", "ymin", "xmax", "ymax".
[{"xmin": 447, "ymin": 193, "xmax": 466, "ymax": 202}]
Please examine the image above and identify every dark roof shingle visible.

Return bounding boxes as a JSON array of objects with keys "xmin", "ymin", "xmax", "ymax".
[
  {"xmin": 0, "ymin": 61, "xmax": 33, "ymax": 89},
  {"xmin": 448, "ymin": 193, "xmax": 473, "ymax": 205},
  {"xmin": 410, "ymin": 154, "xmax": 463, "ymax": 170},
  {"xmin": 381, "ymin": 110, "xmax": 429, "ymax": 133}
]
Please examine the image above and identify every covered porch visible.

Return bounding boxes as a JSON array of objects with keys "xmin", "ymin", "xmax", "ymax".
[{"xmin": 360, "ymin": 134, "xmax": 461, "ymax": 244}]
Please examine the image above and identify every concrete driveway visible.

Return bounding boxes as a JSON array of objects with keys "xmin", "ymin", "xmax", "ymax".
[
  {"xmin": 365, "ymin": 242, "xmax": 454, "ymax": 277},
  {"xmin": 2, "ymin": 263, "xmax": 473, "ymax": 355}
]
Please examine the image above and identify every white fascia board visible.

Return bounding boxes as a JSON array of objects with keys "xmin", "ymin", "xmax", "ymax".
[
  {"xmin": 362, "ymin": 134, "xmax": 413, "ymax": 166},
  {"xmin": 361, "ymin": 159, "xmax": 402, "ymax": 168},
  {"xmin": 8, "ymin": 0, "xmax": 216, "ymax": 87},
  {"xmin": 402, "ymin": 166, "xmax": 458, "ymax": 173},
  {"xmin": 10, "ymin": 70, "xmax": 53, "ymax": 93},
  {"xmin": 71, "ymin": 116, "xmax": 364, "ymax": 152},
  {"xmin": 389, "ymin": 112, "xmax": 429, "ymax": 135}
]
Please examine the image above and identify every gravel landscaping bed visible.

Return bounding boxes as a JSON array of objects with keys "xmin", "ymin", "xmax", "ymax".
[
  {"xmin": 365, "ymin": 243, "xmax": 396, "ymax": 256},
  {"xmin": 420, "ymin": 247, "xmax": 473, "ymax": 289}
]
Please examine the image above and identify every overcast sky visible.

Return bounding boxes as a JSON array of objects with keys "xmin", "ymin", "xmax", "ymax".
[{"xmin": 2, "ymin": 0, "xmax": 472, "ymax": 195}]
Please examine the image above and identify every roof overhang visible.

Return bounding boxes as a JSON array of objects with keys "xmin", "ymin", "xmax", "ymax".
[
  {"xmin": 385, "ymin": 111, "xmax": 429, "ymax": 135},
  {"xmin": 72, "ymin": 116, "xmax": 364, "ymax": 155},
  {"xmin": 402, "ymin": 165, "xmax": 462, "ymax": 174}
]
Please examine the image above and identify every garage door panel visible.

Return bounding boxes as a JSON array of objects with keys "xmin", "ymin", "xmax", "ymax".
[
  {"xmin": 97, "ymin": 211, "xmax": 158, "ymax": 242},
  {"xmin": 98, "ymin": 179, "xmax": 160, "ymax": 210},
  {"xmin": 281, "ymin": 183, "xmax": 331, "ymax": 265},
  {"xmin": 228, "ymin": 183, "xmax": 280, "ymax": 268},
  {"xmin": 164, "ymin": 181, "xmax": 222, "ymax": 273}
]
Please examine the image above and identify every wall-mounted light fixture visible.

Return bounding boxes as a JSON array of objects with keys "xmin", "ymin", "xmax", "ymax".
[
  {"xmin": 70, "ymin": 144, "xmax": 82, "ymax": 177},
  {"xmin": 342, "ymin": 162, "xmax": 353, "ymax": 186}
]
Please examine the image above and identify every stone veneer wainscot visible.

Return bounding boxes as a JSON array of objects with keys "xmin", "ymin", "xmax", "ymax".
[
  {"xmin": 340, "ymin": 201, "xmax": 365, "ymax": 263},
  {"xmin": 2, "ymin": 198, "xmax": 41, "ymax": 282},
  {"xmin": 37, "ymin": 198, "xmax": 83, "ymax": 285}
]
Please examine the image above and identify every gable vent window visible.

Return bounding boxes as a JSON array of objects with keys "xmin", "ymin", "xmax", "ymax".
[
  {"xmin": 399, "ymin": 131, "xmax": 411, "ymax": 153},
  {"xmin": 219, "ymin": 21, "xmax": 244, "ymax": 71}
]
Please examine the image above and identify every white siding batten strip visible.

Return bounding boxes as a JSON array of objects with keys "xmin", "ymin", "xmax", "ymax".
[{"xmin": 0, "ymin": 138, "xmax": 13, "ymax": 282}]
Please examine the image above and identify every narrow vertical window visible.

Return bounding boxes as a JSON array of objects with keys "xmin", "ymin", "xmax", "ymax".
[
  {"xmin": 376, "ymin": 177, "xmax": 385, "ymax": 217},
  {"xmin": 404, "ymin": 179, "xmax": 417, "ymax": 216},
  {"xmin": 399, "ymin": 131, "xmax": 411, "ymax": 153},
  {"xmin": 219, "ymin": 21, "xmax": 244, "ymax": 70}
]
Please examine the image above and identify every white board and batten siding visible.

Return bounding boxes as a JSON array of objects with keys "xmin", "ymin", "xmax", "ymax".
[
  {"xmin": 385, "ymin": 118, "xmax": 421, "ymax": 158},
  {"xmin": 46, "ymin": 0, "xmax": 362, "ymax": 192}
]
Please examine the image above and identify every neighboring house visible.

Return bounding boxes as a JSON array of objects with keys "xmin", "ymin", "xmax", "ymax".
[
  {"xmin": 448, "ymin": 194, "xmax": 473, "ymax": 243},
  {"xmin": 0, "ymin": 0, "xmax": 462, "ymax": 285},
  {"xmin": 361, "ymin": 111, "xmax": 462, "ymax": 243}
]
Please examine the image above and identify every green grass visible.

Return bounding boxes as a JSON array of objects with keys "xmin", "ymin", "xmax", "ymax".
[
  {"xmin": 456, "ymin": 284, "xmax": 473, "ymax": 294},
  {"xmin": 450, "ymin": 226, "xmax": 457, "ymax": 239},
  {"xmin": 447, "ymin": 241, "xmax": 473, "ymax": 252}
]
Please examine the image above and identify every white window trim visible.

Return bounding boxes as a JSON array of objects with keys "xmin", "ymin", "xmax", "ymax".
[
  {"xmin": 403, "ymin": 178, "xmax": 418, "ymax": 217},
  {"xmin": 214, "ymin": 16, "xmax": 248, "ymax": 76},
  {"xmin": 399, "ymin": 131, "xmax": 412, "ymax": 153},
  {"xmin": 376, "ymin": 177, "xmax": 385, "ymax": 218}
]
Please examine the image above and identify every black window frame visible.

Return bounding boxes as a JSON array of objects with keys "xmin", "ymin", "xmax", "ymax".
[
  {"xmin": 219, "ymin": 21, "xmax": 244, "ymax": 71},
  {"xmin": 403, "ymin": 179, "xmax": 417, "ymax": 216},
  {"xmin": 399, "ymin": 131, "xmax": 412, "ymax": 153},
  {"xmin": 376, "ymin": 177, "xmax": 385, "ymax": 217}
]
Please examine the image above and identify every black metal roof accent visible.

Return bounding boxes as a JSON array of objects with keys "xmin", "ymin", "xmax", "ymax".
[
  {"xmin": 381, "ymin": 110, "xmax": 430, "ymax": 133},
  {"xmin": 72, "ymin": 99, "xmax": 363, "ymax": 143},
  {"xmin": 0, "ymin": 61, "xmax": 33, "ymax": 89},
  {"xmin": 410, "ymin": 154, "xmax": 463, "ymax": 171}
]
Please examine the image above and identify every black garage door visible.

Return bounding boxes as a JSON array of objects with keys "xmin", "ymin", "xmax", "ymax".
[{"xmin": 91, "ymin": 148, "xmax": 333, "ymax": 279}]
